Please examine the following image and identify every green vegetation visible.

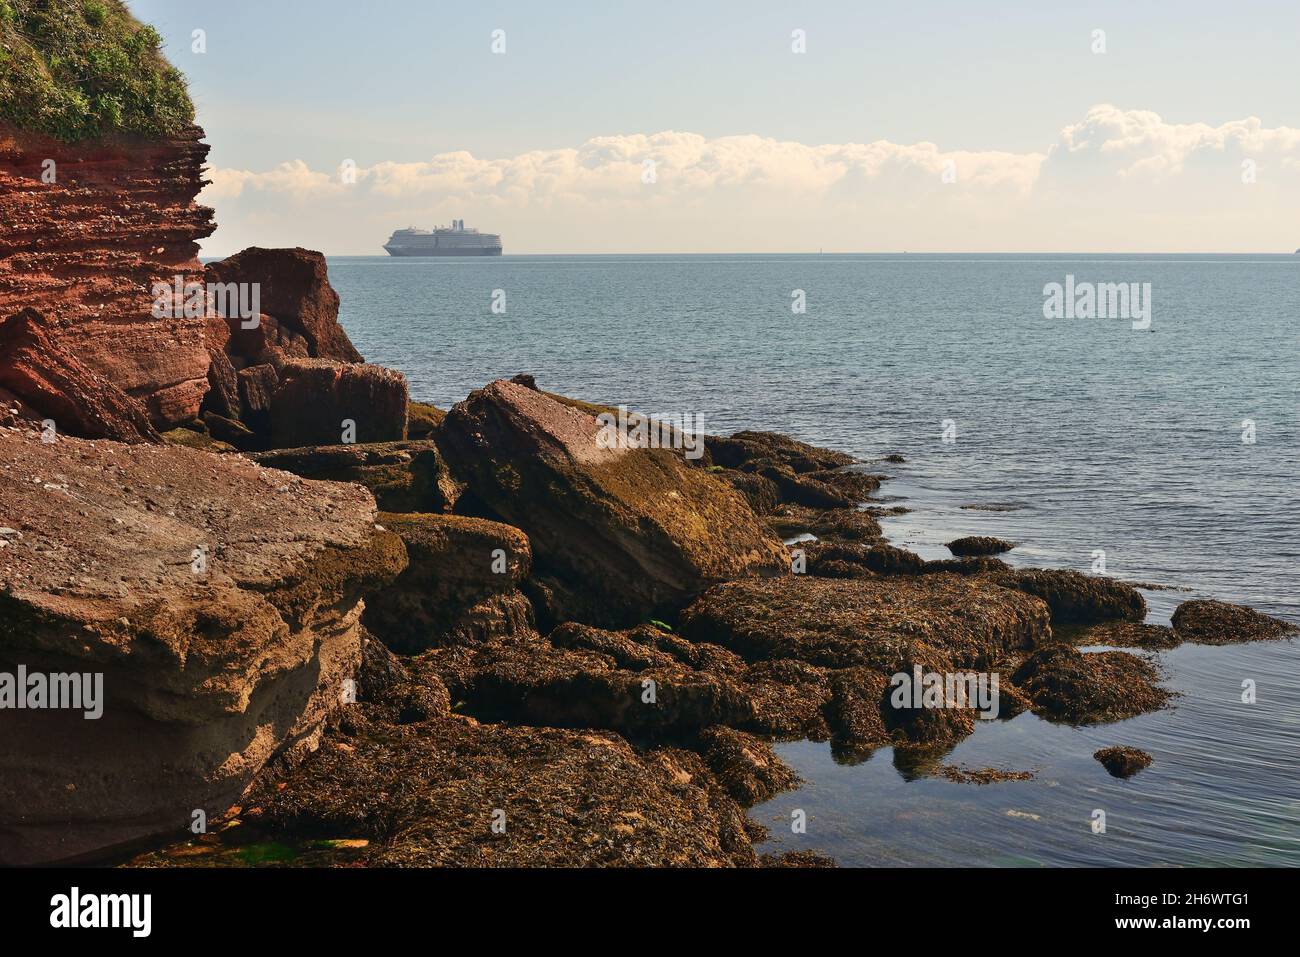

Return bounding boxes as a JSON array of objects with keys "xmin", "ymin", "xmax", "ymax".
[
  {"xmin": 0, "ymin": 0, "xmax": 194, "ymax": 141},
  {"xmin": 235, "ymin": 842, "xmax": 299, "ymax": 866}
]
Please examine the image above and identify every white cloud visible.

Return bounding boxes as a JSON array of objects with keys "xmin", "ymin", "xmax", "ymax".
[
  {"xmin": 204, "ymin": 131, "xmax": 1046, "ymax": 203},
  {"xmin": 1050, "ymin": 104, "xmax": 1300, "ymax": 178},
  {"xmin": 204, "ymin": 160, "xmax": 336, "ymax": 200},
  {"xmin": 198, "ymin": 106, "xmax": 1300, "ymax": 254}
]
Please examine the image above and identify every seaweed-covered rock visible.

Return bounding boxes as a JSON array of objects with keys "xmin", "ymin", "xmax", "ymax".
[
  {"xmin": 438, "ymin": 379, "xmax": 788, "ymax": 627},
  {"xmin": 549, "ymin": 622, "xmax": 711, "ymax": 672},
  {"xmin": 249, "ymin": 440, "xmax": 462, "ymax": 513},
  {"xmin": 801, "ymin": 468, "xmax": 882, "ymax": 503},
  {"xmin": 347, "ymin": 632, "xmax": 452, "ymax": 725},
  {"xmin": 237, "ymin": 714, "xmax": 757, "ymax": 866},
  {"xmin": 406, "ymin": 400, "xmax": 446, "ymax": 438},
  {"xmin": 1011, "ymin": 645, "xmax": 1168, "ymax": 724},
  {"xmin": 751, "ymin": 462, "xmax": 860, "ymax": 508},
  {"xmin": 947, "ymin": 536, "xmax": 1015, "ymax": 557},
  {"xmin": 718, "ymin": 469, "xmax": 781, "ymax": 516},
  {"xmin": 739, "ymin": 658, "xmax": 834, "ymax": 740},
  {"xmin": 794, "ymin": 540, "xmax": 879, "ymax": 580},
  {"xmin": 993, "ymin": 680, "xmax": 1033, "ymax": 719},
  {"xmin": 444, "ymin": 634, "xmax": 756, "ymax": 740},
  {"xmin": 698, "ymin": 726, "xmax": 799, "ymax": 807},
  {"xmin": 988, "ymin": 568, "xmax": 1145, "ymax": 623},
  {"xmin": 761, "ymin": 850, "xmax": 838, "ymax": 867},
  {"xmin": 823, "ymin": 667, "xmax": 891, "ymax": 749},
  {"xmin": 1063, "ymin": 620, "xmax": 1180, "ymax": 649},
  {"xmin": 1094, "ymin": 746, "xmax": 1153, "ymax": 778},
  {"xmin": 0, "ymin": 427, "xmax": 406, "ymax": 865},
  {"xmin": 860, "ymin": 543, "xmax": 929, "ymax": 576},
  {"xmin": 767, "ymin": 504, "xmax": 884, "ymax": 543},
  {"xmin": 680, "ymin": 575, "xmax": 1051, "ymax": 670},
  {"xmin": 936, "ymin": 766, "xmax": 1036, "ymax": 784},
  {"xmin": 924, "ymin": 556, "xmax": 1011, "ymax": 575},
  {"xmin": 428, "ymin": 622, "xmax": 837, "ymax": 744},
  {"xmin": 1171, "ymin": 599, "xmax": 1296, "ymax": 645},
  {"xmin": 356, "ymin": 633, "xmax": 413, "ymax": 703},
  {"xmin": 362, "ymin": 512, "xmax": 533, "ymax": 653},
  {"xmin": 878, "ymin": 649, "xmax": 981, "ymax": 749},
  {"xmin": 794, "ymin": 540, "xmax": 1004, "ymax": 582},
  {"xmin": 706, "ymin": 430, "xmax": 855, "ymax": 473}
]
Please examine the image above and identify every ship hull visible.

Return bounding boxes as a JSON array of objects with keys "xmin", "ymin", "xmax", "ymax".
[{"xmin": 384, "ymin": 246, "xmax": 502, "ymax": 257}]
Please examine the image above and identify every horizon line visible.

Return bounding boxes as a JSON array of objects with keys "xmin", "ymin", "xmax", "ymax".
[{"xmin": 198, "ymin": 250, "xmax": 1300, "ymax": 260}]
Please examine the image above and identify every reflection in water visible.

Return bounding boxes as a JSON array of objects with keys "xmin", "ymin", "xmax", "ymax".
[
  {"xmin": 326, "ymin": 253, "xmax": 1300, "ymax": 867},
  {"xmin": 752, "ymin": 639, "xmax": 1300, "ymax": 866}
]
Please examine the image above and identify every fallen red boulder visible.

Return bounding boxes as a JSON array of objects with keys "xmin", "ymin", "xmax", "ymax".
[{"xmin": 0, "ymin": 308, "xmax": 160, "ymax": 443}]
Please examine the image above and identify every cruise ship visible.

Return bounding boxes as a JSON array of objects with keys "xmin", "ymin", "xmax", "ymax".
[{"xmin": 383, "ymin": 220, "xmax": 503, "ymax": 256}]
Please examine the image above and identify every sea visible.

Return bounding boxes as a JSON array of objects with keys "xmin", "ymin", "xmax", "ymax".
[{"xmin": 328, "ymin": 252, "xmax": 1299, "ymax": 867}]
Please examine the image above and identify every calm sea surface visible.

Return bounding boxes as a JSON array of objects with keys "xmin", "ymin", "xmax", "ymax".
[{"xmin": 328, "ymin": 253, "xmax": 1299, "ymax": 866}]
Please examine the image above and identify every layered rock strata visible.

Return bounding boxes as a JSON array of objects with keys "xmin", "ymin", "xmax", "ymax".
[
  {"xmin": 0, "ymin": 121, "xmax": 216, "ymax": 427},
  {"xmin": 0, "ymin": 427, "xmax": 405, "ymax": 864}
]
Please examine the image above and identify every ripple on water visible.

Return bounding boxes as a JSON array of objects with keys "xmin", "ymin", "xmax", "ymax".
[
  {"xmin": 326, "ymin": 253, "xmax": 1300, "ymax": 866},
  {"xmin": 750, "ymin": 639, "xmax": 1300, "ymax": 866}
]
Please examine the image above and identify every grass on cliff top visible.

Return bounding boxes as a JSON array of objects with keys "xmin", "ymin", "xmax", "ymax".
[{"xmin": 0, "ymin": 0, "xmax": 194, "ymax": 141}]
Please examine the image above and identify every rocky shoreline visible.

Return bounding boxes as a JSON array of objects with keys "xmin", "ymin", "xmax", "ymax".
[
  {"xmin": 2, "ymin": 10, "xmax": 1296, "ymax": 866},
  {"xmin": 3, "ymin": 302, "xmax": 1295, "ymax": 864},
  {"xmin": 2, "ymin": 219, "xmax": 1296, "ymax": 867}
]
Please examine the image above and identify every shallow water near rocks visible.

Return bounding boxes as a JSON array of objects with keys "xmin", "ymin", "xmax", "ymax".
[
  {"xmin": 752, "ymin": 638, "xmax": 1300, "ymax": 867},
  {"xmin": 331, "ymin": 252, "xmax": 1300, "ymax": 866}
]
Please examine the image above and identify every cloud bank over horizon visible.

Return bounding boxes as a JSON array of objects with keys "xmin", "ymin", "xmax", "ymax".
[{"xmin": 200, "ymin": 105, "xmax": 1300, "ymax": 256}]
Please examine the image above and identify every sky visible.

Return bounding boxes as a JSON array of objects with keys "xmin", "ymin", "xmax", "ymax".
[{"xmin": 126, "ymin": 0, "xmax": 1300, "ymax": 255}]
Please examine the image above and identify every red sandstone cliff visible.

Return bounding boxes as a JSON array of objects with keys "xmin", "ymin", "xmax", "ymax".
[{"xmin": 0, "ymin": 121, "xmax": 216, "ymax": 427}]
